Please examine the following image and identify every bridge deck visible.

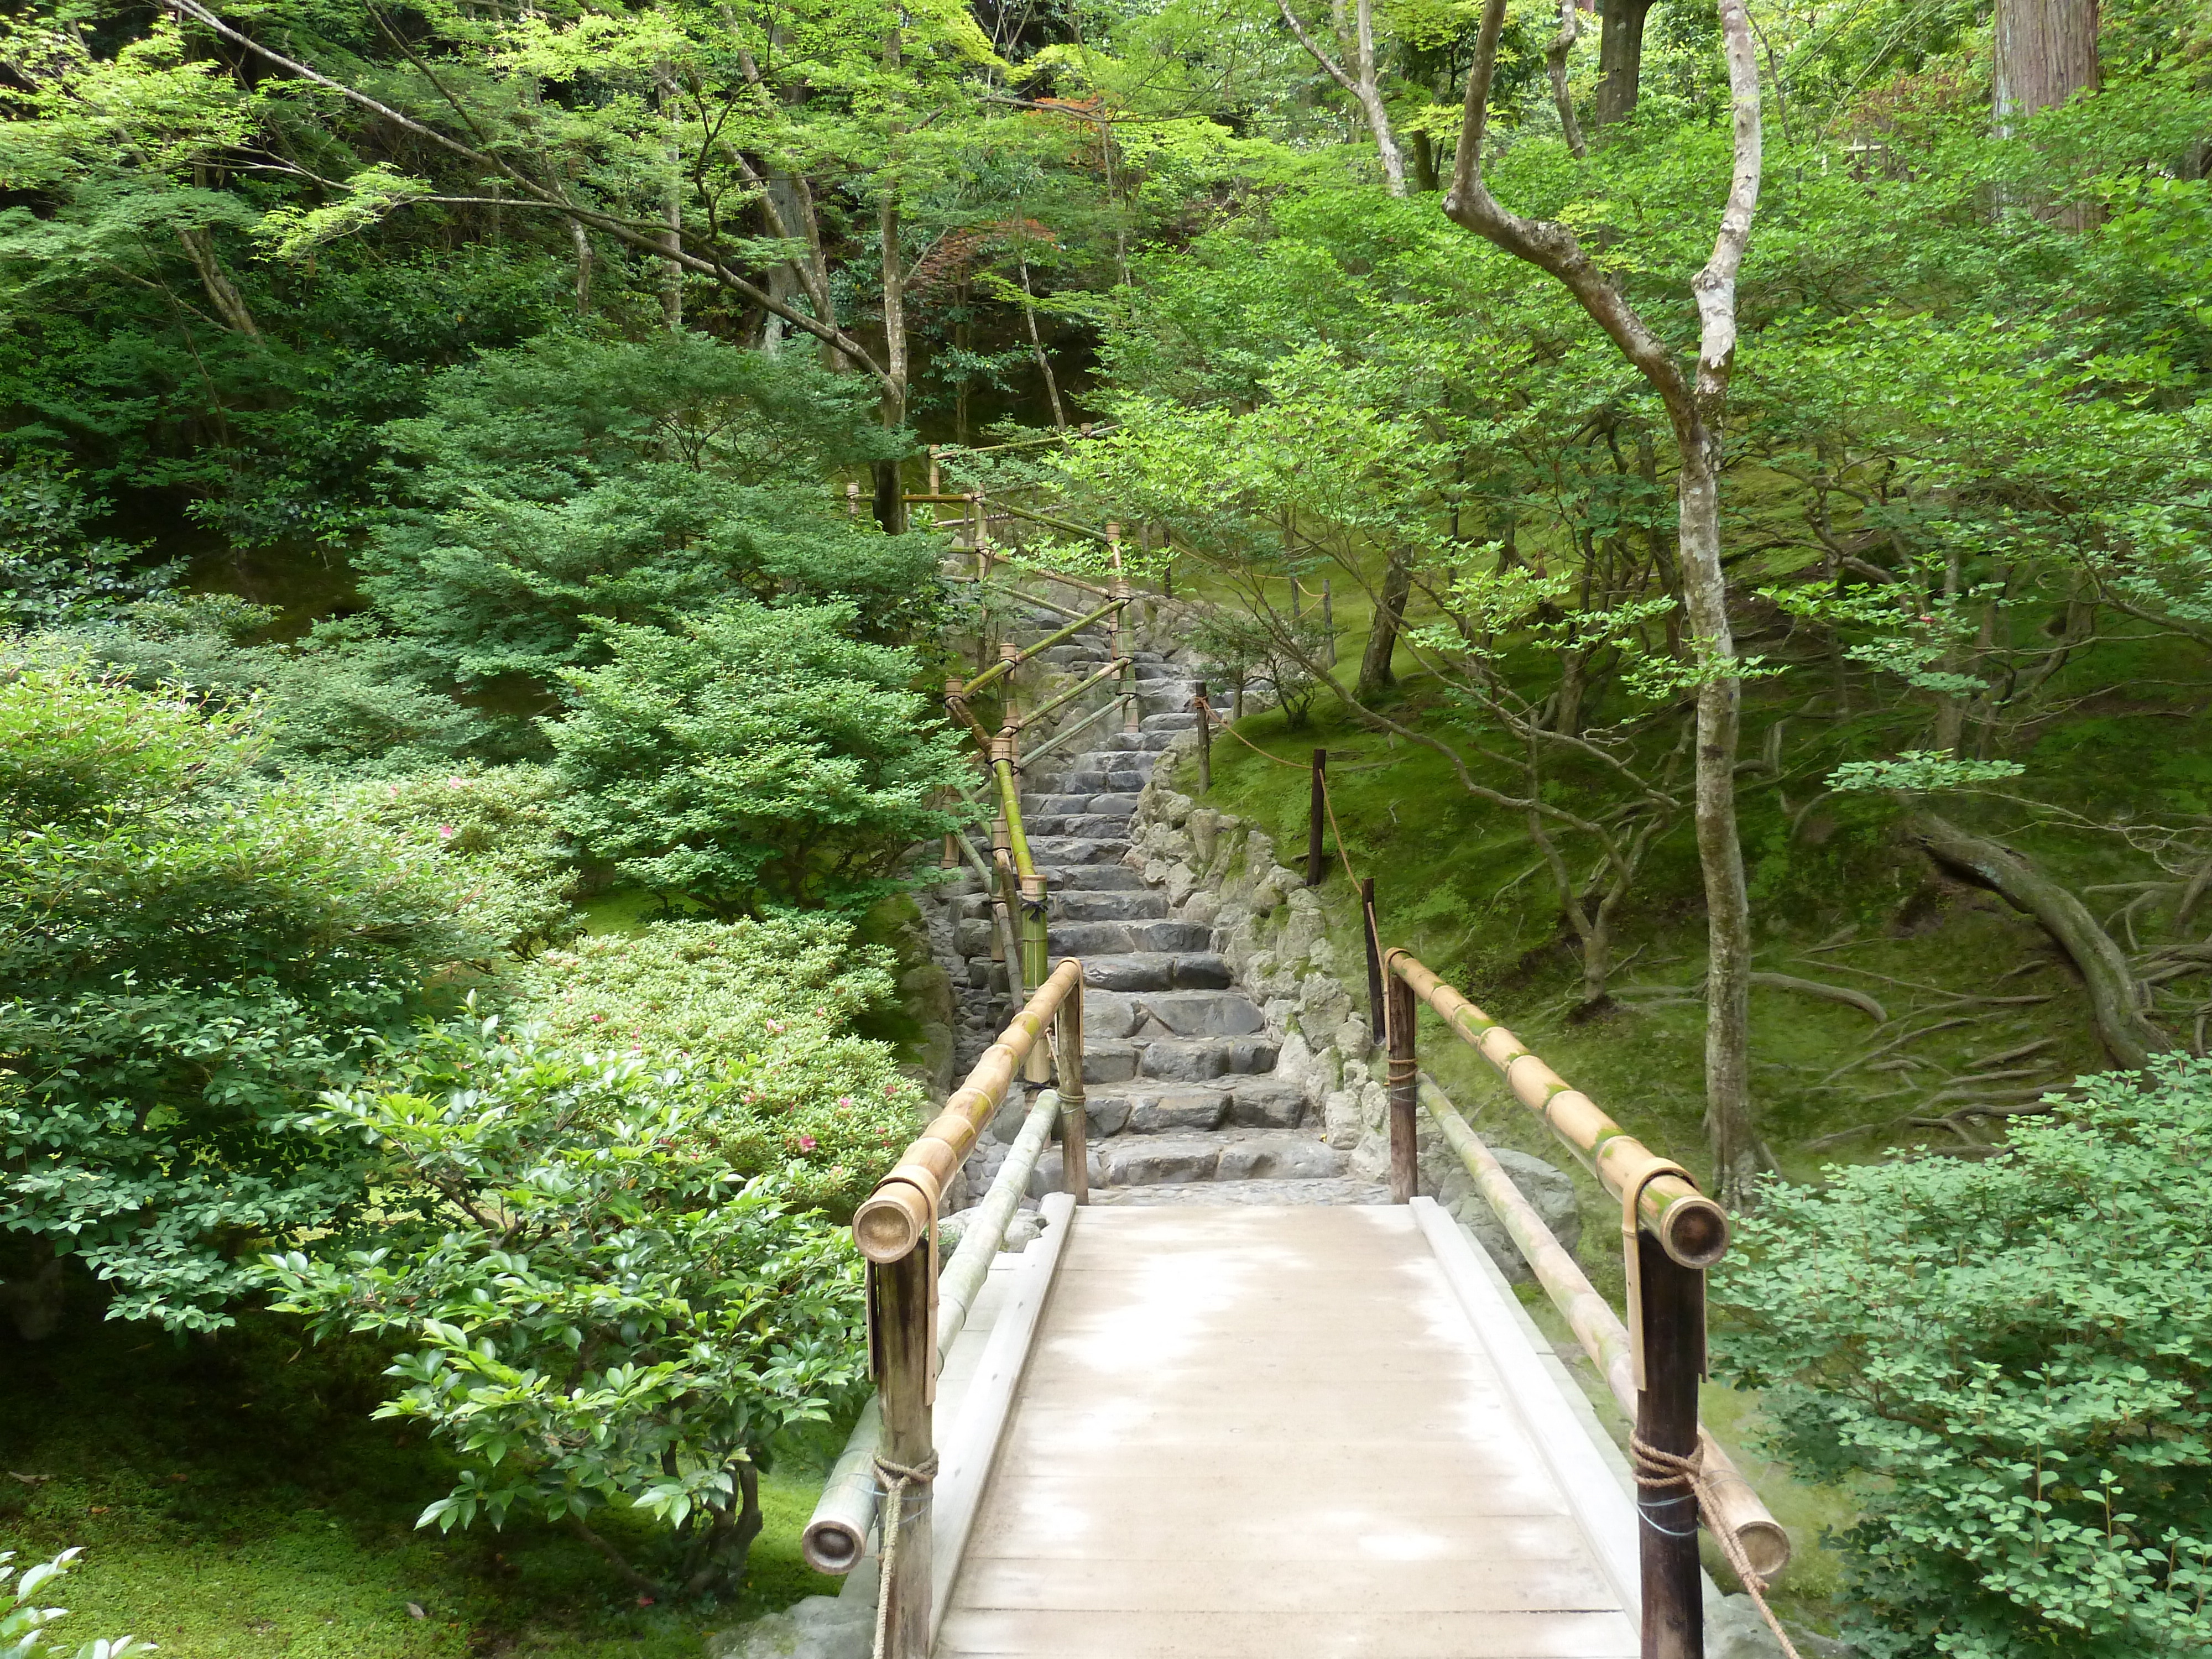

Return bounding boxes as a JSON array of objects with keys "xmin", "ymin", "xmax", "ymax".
[{"xmin": 938, "ymin": 1203, "xmax": 1640, "ymax": 1658}]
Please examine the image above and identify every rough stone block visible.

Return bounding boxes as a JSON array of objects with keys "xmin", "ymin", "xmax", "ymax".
[
  {"xmin": 1128, "ymin": 1089, "xmax": 1228, "ymax": 1134},
  {"xmin": 1217, "ymin": 1135, "xmax": 1345, "ymax": 1181},
  {"xmin": 1225, "ymin": 1077, "xmax": 1308, "ymax": 1129}
]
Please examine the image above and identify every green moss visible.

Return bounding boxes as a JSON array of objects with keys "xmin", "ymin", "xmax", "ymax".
[{"xmin": 1, "ymin": 1301, "xmax": 849, "ymax": 1657}]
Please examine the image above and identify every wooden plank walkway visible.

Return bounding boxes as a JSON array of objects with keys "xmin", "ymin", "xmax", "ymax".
[{"xmin": 938, "ymin": 1204, "xmax": 1640, "ymax": 1658}]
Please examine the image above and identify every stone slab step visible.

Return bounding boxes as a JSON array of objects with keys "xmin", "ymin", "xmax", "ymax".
[
  {"xmin": 1026, "ymin": 836, "xmax": 1130, "ymax": 865},
  {"xmin": 1094, "ymin": 1130, "xmax": 1346, "ymax": 1186},
  {"xmin": 1051, "ymin": 890, "xmax": 1170, "ymax": 923},
  {"xmin": 1051, "ymin": 765, "xmax": 1155, "ymax": 794},
  {"xmin": 1079, "ymin": 952, "xmax": 1234, "ymax": 992},
  {"xmin": 1019, "ymin": 791, "xmax": 1144, "ymax": 817},
  {"xmin": 1037, "ymin": 865, "xmax": 1147, "ymax": 891},
  {"xmin": 1081, "ymin": 1034, "xmax": 1279, "ymax": 1084},
  {"xmin": 1025, "ymin": 813, "xmax": 1130, "ymax": 840},
  {"xmin": 1089, "ymin": 1177, "xmax": 1391, "ymax": 1206},
  {"xmin": 1082, "ymin": 989, "xmax": 1266, "ymax": 1039},
  {"xmin": 1049, "ymin": 919, "xmax": 1214, "ymax": 954},
  {"xmin": 1142, "ymin": 710, "xmax": 1199, "ymax": 732},
  {"xmin": 1077, "ymin": 1076, "xmax": 1307, "ymax": 1136}
]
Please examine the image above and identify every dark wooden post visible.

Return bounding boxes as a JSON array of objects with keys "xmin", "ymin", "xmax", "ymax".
[
  {"xmin": 1361, "ymin": 877, "xmax": 1384, "ymax": 1041},
  {"xmin": 1307, "ymin": 749, "xmax": 1327, "ymax": 886},
  {"xmin": 1056, "ymin": 985, "xmax": 1089, "ymax": 1203},
  {"xmin": 1636, "ymin": 1230, "xmax": 1707, "ymax": 1659},
  {"xmin": 1385, "ymin": 964, "xmax": 1418, "ymax": 1203},
  {"xmin": 869, "ymin": 1244, "xmax": 936, "ymax": 1658},
  {"xmin": 1195, "ymin": 681, "xmax": 1212, "ymax": 794}
]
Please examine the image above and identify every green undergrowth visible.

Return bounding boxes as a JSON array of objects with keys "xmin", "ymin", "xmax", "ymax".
[{"xmin": 0, "ymin": 1302, "xmax": 851, "ymax": 1657}]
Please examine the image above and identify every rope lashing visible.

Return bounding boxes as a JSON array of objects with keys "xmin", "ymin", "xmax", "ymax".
[
  {"xmin": 869, "ymin": 1451, "xmax": 939, "ymax": 1659},
  {"xmin": 1630, "ymin": 1434, "xmax": 1803, "ymax": 1659}
]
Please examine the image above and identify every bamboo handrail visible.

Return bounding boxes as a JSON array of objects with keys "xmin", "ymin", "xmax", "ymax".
[
  {"xmin": 1420, "ymin": 1079, "xmax": 1791, "ymax": 1581},
  {"xmin": 959, "ymin": 596, "xmax": 1126, "ymax": 698},
  {"xmin": 1014, "ymin": 693, "xmax": 1133, "ymax": 774},
  {"xmin": 804, "ymin": 1085, "xmax": 1067, "ymax": 1573},
  {"xmin": 988, "ymin": 498, "xmax": 1116, "ymax": 546},
  {"xmin": 854, "ymin": 959, "xmax": 1084, "ymax": 1263},
  {"xmin": 1384, "ymin": 951, "xmax": 1728, "ymax": 1269},
  {"xmin": 992, "ymin": 744, "xmax": 1037, "ymax": 880},
  {"xmin": 1015, "ymin": 656, "xmax": 1133, "ymax": 731}
]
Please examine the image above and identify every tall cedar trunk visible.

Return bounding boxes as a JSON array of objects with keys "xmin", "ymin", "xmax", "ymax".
[
  {"xmin": 874, "ymin": 28, "xmax": 909, "ymax": 534},
  {"xmin": 1995, "ymin": 0, "xmax": 2100, "ymax": 226},
  {"xmin": 1593, "ymin": 0, "xmax": 1654, "ymax": 127},
  {"xmin": 1276, "ymin": 0, "xmax": 1409, "ymax": 194},
  {"xmin": 1358, "ymin": 549, "xmax": 1413, "ymax": 698},
  {"xmin": 1444, "ymin": 0, "xmax": 1774, "ymax": 1205}
]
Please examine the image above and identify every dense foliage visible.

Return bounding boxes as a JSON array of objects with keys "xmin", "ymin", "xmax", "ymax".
[
  {"xmin": 1714, "ymin": 1060, "xmax": 2212, "ymax": 1657},
  {"xmin": 268, "ymin": 1019, "xmax": 869, "ymax": 1598},
  {"xmin": 1, "ymin": 1548, "xmax": 149, "ymax": 1659}
]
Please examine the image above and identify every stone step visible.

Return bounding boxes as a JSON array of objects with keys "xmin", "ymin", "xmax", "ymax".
[
  {"xmin": 1019, "ymin": 791, "xmax": 1143, "ymax": 818},
  {"xmin": 1142, "ymin": 710, "xmax": 1199, "ymax": 732},
  {"xmin": 1025, "ymin": 835, "xmax": 1130, "ymax": 865},
  {"xmin": 1023, "ymin": 812, "xmax": 1129, "ymax": 840},
  {"xmin": 1077, "ymin": 1076, "xmax": 1307, "ymax": 1136},
  {"xmin": 1051, "ymin": 890, "xmax": 1170, "ymax": 923},
  {"xmin": 1090, "ymin": 1177, "xmax": 1391, "ymax": 1207},
  {"xmin": 1093, "ymin": 1129, "xmax": 1345, "ymax": 1187},
  {"xmin": 1048, "ymin": 919, "xmax": 1214, "ymax": 954},
  {"xmin": 1083, "ymin": 988, "xmax": 1266, "ymax": 1039},
  {"xmin": 1133, "ymin": 661, "xmax": 1187, "ymax": 681},
  {"xmin": 1095, "ymin": 731, "xmax": 1173, "ymax": 753},
  {"xmin": 1081, "ymin": 1034, "xmax": 1278, "ymax": 1084},
  {"xmin": 1052, "ymin": 764, "xmax": 1155, "ymax": 794},
  {"xmin": 964, "ymin": 952, "xmax": 1235, "ymax": 994},
  {"xmin": 1038, "ymin": 865, "xmax": 1147, "ymax": 891}
]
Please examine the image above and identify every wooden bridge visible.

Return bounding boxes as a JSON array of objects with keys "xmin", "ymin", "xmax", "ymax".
[{"xmin": 797, "ymin": 540, "xmax": 1793, "ymax": 1658}]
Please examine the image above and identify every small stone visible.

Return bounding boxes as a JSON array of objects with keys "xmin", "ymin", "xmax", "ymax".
[{"xmin": 1447, "ymin": 1148, "xmax": 1584, "ymax": 1283}]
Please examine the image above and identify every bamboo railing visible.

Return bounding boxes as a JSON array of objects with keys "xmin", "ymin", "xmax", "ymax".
[
  {"xmin": 828, "ymin": 962, "xmax": 1089, "ymax": 1659},
  {"xmin": 1369, "ymin": 944, "xmax": 1780, "ymax": 1658}
]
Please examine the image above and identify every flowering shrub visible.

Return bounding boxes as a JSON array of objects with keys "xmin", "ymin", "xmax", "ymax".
[
  {"xmin": 520, "ymin": 916, "xmax": 923, "ymax": 1211},
  {"xmin": 1712, "ymin": 1057, "xmax": 2212, "ymax": 1659}
]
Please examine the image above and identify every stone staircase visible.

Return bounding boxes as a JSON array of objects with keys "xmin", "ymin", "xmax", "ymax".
[{"xmin": 931, "ymin": 602, "xmax": 1387, "ymax": 1207}]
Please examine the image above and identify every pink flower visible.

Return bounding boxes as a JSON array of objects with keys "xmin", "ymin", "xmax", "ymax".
[
  {"xmin": 591, "ymin": 1013, "xmax": 606, "ymax": 1023},
  {"xmin": 799, "ymin": 1135, "xmax": 817, "ymax": 1152},
  {"xmin": 448, "ymin": 776, "xmax": 468, "ymax": 789},
  {"xmin": 836, "ymin": 1095, "xmax": 853, "ymax": 1109},
  {"xmin": 437, "ymin": 825, "xmax": 455, "ymax": 839}
]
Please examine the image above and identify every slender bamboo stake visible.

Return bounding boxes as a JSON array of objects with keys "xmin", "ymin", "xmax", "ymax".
[
  {"xmin": 846, "ymin": 480, "xmax": 862, "ymax": 517},
  {"xmin": 962, "ymin": 598, "xmax": 1128, "ymax": 698},
  {"xmin": 869, "ymin": 1241, "xmax": 934, "ymax": 1659},
  {"xmin": 1362, "ymin": 877, "xmax": 1384, "ymax": 1041},
  {"xmin": 1015, "ymin": 656, "xmax": 1134, "ymax": 732},
  {"xmin": 1109, "ymin": 525, "xmax": 1140, "ymax": 732},
  {"xmin": 927, "ymin": 446, "xmax": 941, "ymax": 495},
  {"xmin": 1387, "ymin": 969, "xmax": 1419, "ymax": 1203},
  {"xmin": 1195, "ymin": 682, "xmax": 1212, "ymax": 793},
  {"xmin": 1011, "ymin": 695, "xmax": 1133, "ymax": 774},
  {"xmin": 1307, "ymin": 749, "xmax": 1328, "ymax": 886}
]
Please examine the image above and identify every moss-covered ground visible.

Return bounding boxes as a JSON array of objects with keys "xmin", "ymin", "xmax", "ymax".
[{"xmin": 1, "ymin": 1303, "xmax": 851, "ymax": 1657}]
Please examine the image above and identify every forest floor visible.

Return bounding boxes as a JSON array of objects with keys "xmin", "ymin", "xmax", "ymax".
[{"xmin": 1, "ymin": 1302, "xmax": 850, "ymax": 1656}]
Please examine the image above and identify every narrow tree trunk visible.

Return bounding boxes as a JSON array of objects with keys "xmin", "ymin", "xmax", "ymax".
[
  {"xmin": 1410, "ymin": 129, "xmax": 1440, "ymax": 190},
  {"xmin": 1912, "ymin": 813, "xmax": 2173, "ymax": 1069},
  {"xmin": 1593, "ymin": 0, "xmax": 1654, "ymax": 127},
  {"xmin": 175, "ymin": 227, "xmax": 260, "ymax": 337},
  {"xmin": 874, "ymin": 29, "xmax": 910, "ymax": 535},
  {"xmin": 1276, "ymin": 0, "xmax": 1409, "ymax": 194},
  {"xmin": 1357, "ymin": 549, "xmax": 1413, "ymax": 699},
  {"xmin": 1018, "ymin": 256, "xmax": 1068, "ymax": 429},
  {"xmin": 654, "ymin": 69, "xmax": 685, "ymax": 330},
  {"xmin": 569, "ymin": 220, "xmax": 593, "ymax": 318},
  {"xmin": 1548, "ymin": 0, "xmax": 1590, "ymax": 157}
]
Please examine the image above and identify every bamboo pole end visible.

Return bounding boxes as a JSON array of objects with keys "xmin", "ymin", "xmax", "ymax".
[
  {"xmin": 854, "ymin": 1179, "xmax": 933, "ymax": 1262},
  {"xmin": 1657, "ymin": 1192, "xmax": 1731, "ymax": 1267},
  {"xmin": 801, "ymin": 1517, "xmax": 868, "ymax": 1574}
]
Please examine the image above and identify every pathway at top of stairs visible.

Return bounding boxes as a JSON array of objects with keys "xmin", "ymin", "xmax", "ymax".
[{"xmin": 929, "ymin": 601, "xmax": 1386, "ymax": 1208}]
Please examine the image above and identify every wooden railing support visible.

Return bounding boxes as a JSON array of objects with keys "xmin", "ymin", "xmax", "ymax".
[
  {"xmin": 1637, "ymin": 1232, "xmax": 1707, "ymax": 1659},
  {"xmin": 867, "ymin": 1241, "xmax": 935, "ymax": 1659},
  {"xmin": 1361, "ymin": 877, "xmax": 1383, "ymax": 1041},
  {"xmin": 1307, "ymin": 748, "xmax": 1328, "ymax": 886},
  {"xmin": 1386, "ymin": 966, "xmax": 1418, "ymax": 1203},
  {"xmin": 1194, "ymin": 682, "xmax": 1212, "ymax": 793},
  {"xmin": 1056, "ymin": 989, "xmax": 1088, "ymax": 1202}
]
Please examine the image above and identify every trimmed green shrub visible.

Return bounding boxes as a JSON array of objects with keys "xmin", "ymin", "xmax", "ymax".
[
  {"xmin": 1712, "ymin": 1057, "xmax": 2212, "ymax": 1658},
  {"xmin": 268, "ymin": 1019, "xmax": 868, "ymax": 1599}
]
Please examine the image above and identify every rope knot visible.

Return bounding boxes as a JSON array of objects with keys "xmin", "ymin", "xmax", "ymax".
[
  {"xmin": 1628, "ymin": 1433, "xmax": 1803, "ymax": 1659},
  {"xmin": 869, "ymin": 1451, "xmax": 940, "ymax": 1659}
]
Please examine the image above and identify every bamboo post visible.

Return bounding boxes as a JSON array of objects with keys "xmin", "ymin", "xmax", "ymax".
[
  {"xmin": 1020, "ymin": 873, "xmax": 1050, "ymax": 1084},
  {"xmin": 1361, "ymin": 877, "xmax": 1383, "ymax": 1042},
  {"xmin": 868, "ymin": 1240, "xmax": 935, "ymax": 1659},
  {"xmin": 1638, "ymin": 1229, "xmax": 1707, "ymax": 1659},
  {"xmin": 972, "ymin": 493, "xmax": 989, "ymax": 580},
  {"xmin": 1109, "ymin": 524, "xmax": 1139, "ymax": 733},
  {"xmin": 1307, "ymin": 749, "xmax": 1328, "ymax": 886},
  {"xmin": 1195, "ymin": 681, "xmax": 1212, "ymax": 794},
  {"xmin": 846, "ymin": 480, "xmax": 862, "ymax": 518},
  {"xmin": 1056, "ymin": 985, "xmax": 1088, "ymax": 1202},
  {"xmin": 1386, "ymin": 967, "xmax": 1418, "ymax": 1203},
  {"xmin": 927, "ymin": 446, "xmax": 941, "ymax": 496}
]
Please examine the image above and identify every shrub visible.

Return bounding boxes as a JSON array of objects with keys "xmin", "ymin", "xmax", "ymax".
[
  {"xmin": 1711, "ymin": 1057, "xmax": 2212, "ymax": 1659},
  {"xmin": 2, "ymin": 1547, "xmax": 152, "ymax": 1658},
  {"xmin": 0, "ymin": 456, "xmax": 174, "ymax": 632},
  {"xmin": 520, "ymin": 916, "xmax": 924, "ymax": 1212},
  {"xmin": 544, "ymin": 602, "xmax": 973, "ymax": 916},
  {"xmin": 267, "ymin": 1020, "xmax": 869, "ymax": 1600},
  {"xmin": 0, "ymin": 664, "xmax": 488, "ymax": 1330}
]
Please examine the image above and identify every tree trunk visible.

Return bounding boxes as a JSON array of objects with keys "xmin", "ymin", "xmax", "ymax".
[
  {"xmin": 1443, "ymin": 0, "xmax": 1772, "ymax": 1206},
  {"xmin": 1357, "ymin": 549, "xmax": 1413, "ymax": 698},
  {"xmin": 175, "ymin": 227, "xmax": 260, "ymax": 337},
  {"xmin": 1995, "ymin": 0, "xmax": 2099, "ymax": 128},
  {"xmin": 874, "ymin": 28, "xmax": 910, "ymax": 535},
  {"xmin": 1277, "ymin": 0, "xmax": 1408, "ymax": 194},
  {"xmin": 1410, "ymin": 128, "xmax": 1440, "ymax": 190},
  {"xmin": 1548, "ymin": 0, "xmax": 1590, "ymax": 158},
  {"xmin": 1593, "ymin": 0, "xmax": 1654, "ymax": 127},
  {"xmin": 1911, "ymin": 813, "xmax": 2174, "ymax": 1070},
  {"xmin": 1018, "ymin": 255, "xmax": 1068, "ymax": 429},
  {"xmin": 568, "ymin": 219, "xmax": 594, "ymax": 318}
]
